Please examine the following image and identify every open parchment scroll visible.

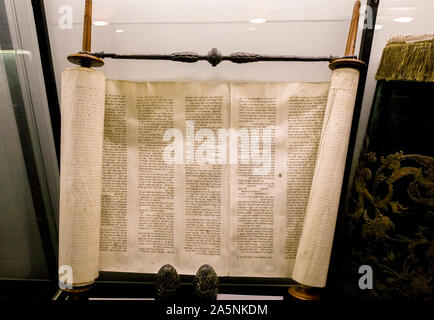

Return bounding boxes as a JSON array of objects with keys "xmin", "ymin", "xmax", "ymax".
[{"xmin": 58, "ymin": 66, "xmax": 359, "ymax": 288}]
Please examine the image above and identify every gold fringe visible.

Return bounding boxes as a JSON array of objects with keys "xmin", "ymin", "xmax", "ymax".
[{"xmin": 375, "ymin": 36, "xmax": 434, "ymax": 82}]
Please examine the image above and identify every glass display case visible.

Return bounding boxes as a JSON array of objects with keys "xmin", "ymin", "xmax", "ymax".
[{"xmin": 1, "ymin": 0, "xmax": 433, "ymax": 301}]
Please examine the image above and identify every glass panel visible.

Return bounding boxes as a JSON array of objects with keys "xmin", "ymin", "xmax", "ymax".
[
  {"xmin": 45, "ymin": 0, "xmax": 360, "ymax": 90},
  {"xmin": 0, "ymin": 23, "xmax": 48, "ymax": 280},
  {"xmin": 44, "ymin": 0, "xmax": 434, "ymax": 132},
  {"xmin": 0, "ymin": 0, "xmax": 59, "ymax": 279}
]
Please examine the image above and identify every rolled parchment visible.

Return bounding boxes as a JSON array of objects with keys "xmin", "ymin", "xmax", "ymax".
[
  {"xmin": 292, "ymin": 66, "xmax": 360, "ymax": 287},
  {"xmin": 58, "ymin": 67, "xmax": 105, "ymax": 288}
]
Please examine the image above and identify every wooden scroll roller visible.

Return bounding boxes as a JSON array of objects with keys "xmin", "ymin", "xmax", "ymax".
[
  {"xmin": 329, "ymin": 0, "xmax": 366, "ymax": 72},
  {"xmin": 288, "ymin": 0, "xmax": 366, "ymax": 301},
  {"xmin": 67, "ymin": 0, "xmax": 104, "ymax": 67}
]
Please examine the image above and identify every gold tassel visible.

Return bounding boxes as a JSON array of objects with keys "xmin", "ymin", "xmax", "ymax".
[{"xmin": 375, "ymin": 35, "xmax": 434, "ymax": 82}]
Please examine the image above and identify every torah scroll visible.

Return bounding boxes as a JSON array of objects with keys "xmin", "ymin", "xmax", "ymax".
[
  {"xmin": 58, "ymin": 67, "xmax": 106, "ymax": 287},
  {"xmin": 58, "ymin": 66, "xmax": 360, "ymax": 289}
]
